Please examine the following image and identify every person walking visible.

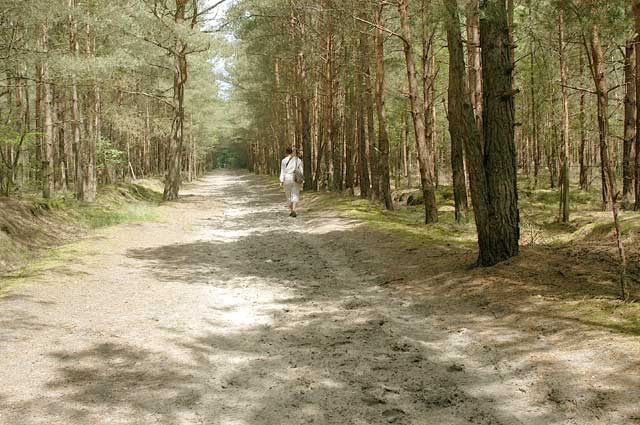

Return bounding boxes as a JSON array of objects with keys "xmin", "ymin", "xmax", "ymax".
[{"xmin": 279, "ymin": 147, "xmax": 304, "ymax": 217}]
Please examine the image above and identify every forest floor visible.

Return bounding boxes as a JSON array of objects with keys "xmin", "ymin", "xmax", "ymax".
[{"xmin": 1, "ymin": 170, "xmax": 640, "ymax": 425}]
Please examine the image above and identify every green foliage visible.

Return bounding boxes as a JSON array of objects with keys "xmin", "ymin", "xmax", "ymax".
[{"xmin": 97, "ymin": 138, "xmax": 126, "ymax": 173}]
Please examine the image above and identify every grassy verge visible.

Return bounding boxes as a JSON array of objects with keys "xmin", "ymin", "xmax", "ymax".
[
  {"xmin": 67, "ymin": 184, "xmax": 163, "ymax": 229},
  {"xmin": 303, "ymin": 182, "xmax": 640, "ymax": 336},
  {"xmin": 0, "ymin": 182, "xmax": 163, "ymax": 289}
]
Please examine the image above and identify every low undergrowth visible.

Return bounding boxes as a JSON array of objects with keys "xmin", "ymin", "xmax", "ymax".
[
  {"xmin": 0, "ymin": 182, "xmax": 162, "ymax": 280},
  {"xmin": 302, "ymin": 181, "xmax": 640, "ymax": 336}
]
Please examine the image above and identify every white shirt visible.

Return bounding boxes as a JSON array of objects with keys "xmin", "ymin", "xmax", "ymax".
[{"xmin": 279, "ymin": 155, "xmax": 303, "ymax": 184}]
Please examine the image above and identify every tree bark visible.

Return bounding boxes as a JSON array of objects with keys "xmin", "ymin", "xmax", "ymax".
[
  {"xmin": 445, "ymin": 0, "xmax": 491, "ymax": 259},
  {"xmin": 623, "ymin": 38, "xmax": 636, "ymax": 205},
  {"xmin": 587, "ymin": 24, "xmax": 612, "ymax": 210},
  {"xmin": 41, "ymin": 21, "xmax": 54, "ymax": 199},
  {"xmin": 397, "ymin": 0, "xmax": 437, "ymax": 223},
  {"xmin": 357, "ymin": 20, "xmax": 371, "ymax": 199},
  {"xmin": 456, "ymin": 0, "xmax": 520, "ymax": 266},
  {"xmin": 634, "ymin": 1, "xmax": 640, "ymax": 211},
  {"xmin": 163, "ymin": 0, "xmax": 189, "ymax": 201},
  {"xmin": 558, "ymin": 7, "xmax": 570, "ymax": 222},
  {"xmin": 466, "ymin": 0, "xmax": 483, "ymax": 131},
  {"xmin": 365, "ymin": 51, "xmax": 379, "ymax": 201},
  {"xmin": 373, "ymin": 3, "xmax": 393, "ymax": 210},
  {"xmin": 445, "ymin": 1, "xmax": 469, "ymax": 223},
  {"xmin": 579, "ymin": 50, "xmax": 589, "ymax": 191}
]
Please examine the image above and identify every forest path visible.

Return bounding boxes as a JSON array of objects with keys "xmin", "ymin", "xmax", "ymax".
[{"xmin": 1, "ymin": 171, "xmax": 639, "ymax": 425}]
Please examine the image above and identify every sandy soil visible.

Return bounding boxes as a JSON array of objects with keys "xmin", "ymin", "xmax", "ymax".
[{"xmin": 1, "ymin": 171, "xmax": 639, "ymax": 425}]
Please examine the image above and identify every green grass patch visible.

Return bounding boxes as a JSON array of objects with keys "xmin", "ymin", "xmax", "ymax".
[
  {"xmin": 0, "ymin": 243, "xmax": 82, "ymax": 296},
  {"xmin": 71, "ymin": 202, "xmax": 160, "ymax": 229},
  {"xmin": 559, "ymin": 298, "xmax": 640, "ymax": 336},
  {"xmin": 307, "ymin": 191, "xmax": 476, "ymax": 247},
  {"xmin": 1, "ymin": 182, "xmax": 163, "ymax": 283},
  {"xmin": 58, "ymin": 183, "xmax": 162, "ymax": 230}
]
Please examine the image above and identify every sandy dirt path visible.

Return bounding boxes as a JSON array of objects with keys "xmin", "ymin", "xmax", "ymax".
[{"xmin": 1, "ymin": 171, "xmax": 639, "ymax": 425}]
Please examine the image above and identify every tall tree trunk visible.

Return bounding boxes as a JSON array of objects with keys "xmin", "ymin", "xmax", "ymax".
[
  {"xmin": 365, "ymin": 52, "xmax": 379, "ymax": 201},
  {"xmin": 558, "ymin": 8, "xmax": 570, "ymax": 222},
  {"xmin": 445, "ymin": 0, "xmax": 492, "ymax": 262},
  {"xmin": 35, "ymin": 64, "xmax": 43, "ymax": 185},
  {"xmin": 298, "ymin": 52, "xmax": 313, "ymax": 190},
  {"xmin": 634, "ymin": 2, "xmax": 640, "ymax": 210},
  {"xmin": 587, "ymin": 24, "xmax": 612, "ymax": 210},
  {"xmin": 479, "ymin": 0, "xmax": 520, "ymax": 265},
  {"xmin": 397, "ymin": 0, "xmax": 438, "ymax": 223},
  {"xmin": 357, "ymin": 24, "xmax": 370, "ymax": 199},
  {"xmin": 164, "ymin": 0, "xmax": 188, "ymax": 201},
  {"xmin": 41, "ymin": 21, "xmax": 54, "ymax": 199},
  {"xmin": 579, "ymin": 50, "xmax": 589, "ymax": 190},
  {"xmin": 623, "ymin": 38, "xmax": 636, "ymax": 206},
  {"xmin": 466, "ymin": 0, "xmax": 483, "ymax": 131},
  {"xmin": 69, "ymin": 0, "xmax": 82, "ymax": 192},
  {"xmin": 324, "ymin": 21, "xmax": 336, "ymax": 191},
  {"xmin": 345, "ymin": 84, "xmax": 355, "ymax": 194},
  {"xmin": 374, "ymin": 3, "xmax": 393, "ymax": 210},
  {"xmin": 446, "ymin": 14, "xmax": 469, "ymax": 224}
]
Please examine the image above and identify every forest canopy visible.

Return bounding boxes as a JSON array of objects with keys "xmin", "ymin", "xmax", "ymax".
[
  {"xmin": 0, "ymin": 0, "xmax": 231, "ymax": 201},
  {"xmin": 222, "ymin": 0, "xmax": 640, "ymax": 279}
]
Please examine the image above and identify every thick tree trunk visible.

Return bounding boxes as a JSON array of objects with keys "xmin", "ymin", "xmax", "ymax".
[
  {"xmin": 374, "ymin": 3, "xmax": 393, "ymax": 210},
  {"xmin": 471, "ymin": 0, "xmax": 520, "ymax": 265},
  {"xmin": 397, "ymin": 0, "xmax": 437, "ymax": 223}
]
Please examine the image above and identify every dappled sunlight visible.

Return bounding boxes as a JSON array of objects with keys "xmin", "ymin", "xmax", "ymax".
[{"xmin": 2, "ymin": 171, "xmax": 640, "ymax": 424}]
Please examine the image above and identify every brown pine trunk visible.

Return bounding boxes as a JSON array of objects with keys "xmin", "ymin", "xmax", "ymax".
[
  {"xmin": 635, "ymin": 2, "xmax": 640, "ymax": 210},
  {"xmin": 479, "ymin": 0, "xmax": 520, "ymax": 265},
  {"xmin": 41, "ymin": 21, "xmax": 54, "ymax": 199},
  {"xmin": 35, "ymin": 64, "xmax": 42, "ymax": 185},
  {"xmin": 298, "ymin": 52, "xmax": 313, "ymax": 191},
  {"xmin": 334, "ymin": 87, "xmax": 345, "ymax": 192},
  {"xmin": 365, "ymin": 54, "xmax": 379, "ymax": 201},
  {"xmin": 397, "ymin": 0, "xmax": 437, "ymax": 223},
  {"xmin": 143, "ymin": 100, "xmax": 151, "ymax": 176},
  {"xmin": 558, "ymin": 8, "xmax": 570, "ymax": 222},
  {"xmin": 445, "ymin": 0, "xmax": 491, "ymax": 260},
  {"xmin": 466, "ymin": 0, "xmax": 483, "ymax": 131},
  {"xmin": 623, "ymin": 38, "xmax": 636, "ymax": 206},
  {"xmin": 587, "ymin": 24, "xmax": 612, "ymax": 210},
  {"xmin": 164, "ymin": 0, "xmax": 188, "ymax": 201},
  {"xmin": 357, "ymin": 24, "xmax": 370, "ymax": 199},
  {"xmin": 345, "ymin": 84, "xmax": 355, "ymax": 194},
  {"xmin": 579, "ymin": 50, "xmax": 589, "ymax": 191},
  {"xmin": 446, "ymin": 10, "xmax": 469, "ymax": 224},
  {"xmin": 374, "ymin": 3, "xmax": 393, "ymax": 210},
  {"xmin": 324, "ymin": 22, "xmax": 336, "ymax": 191}
]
